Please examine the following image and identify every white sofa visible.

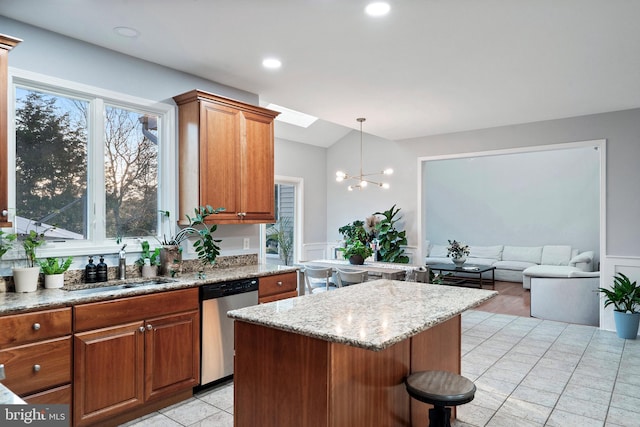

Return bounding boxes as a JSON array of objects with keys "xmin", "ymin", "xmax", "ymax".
[
  {"xmin": 424, "ymin": 243, "xmax": 595, "ymax": 285},
  {"xmin": 530, "ymin": 272, "xmax": 600, "ymax": 325}
]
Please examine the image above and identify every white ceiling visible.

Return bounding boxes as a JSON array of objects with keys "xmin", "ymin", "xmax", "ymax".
[{"xmin": 1, "ymin": 0, "xmax": 639, "ymax": 147}]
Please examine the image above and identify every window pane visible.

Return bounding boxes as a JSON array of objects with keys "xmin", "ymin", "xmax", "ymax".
[
  {"xmin": 104, "ymin": 105, "xmax": 158, "ymax": 239},
  {"xmin": 15, "ymin": 88, "xmax": 88, "ymax": 239},
  {"xmin": 265, "ymin": 183, "xmax": 295, "ymax": 266}
]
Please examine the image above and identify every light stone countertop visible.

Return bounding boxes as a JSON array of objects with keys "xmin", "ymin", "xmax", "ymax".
[
  {"xmin": 0, "ymin": 264, "xmax": 298, "ymax": 315},
  {"xmin": 0, "ymin": 383, "xmax": 25, "ymax": 404},
  {"xmin": 228, "ymin": 279, "xmax": 497, "ymax": 351}
]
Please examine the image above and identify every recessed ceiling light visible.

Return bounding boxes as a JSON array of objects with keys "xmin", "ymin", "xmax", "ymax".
[
  {"xmin": 266, "ymin": 103, "xmax": 318, "ymax": 128},
  {"xmin": 113, "ymin": 26, "xmax": 139, "ymax": 38},
  {"xmin": 365, "ymin": 2, "xmax": 391, "ymax": 17},
  {"xmin": 262, "ymin": 58, "xmax": 282, "ymax": 69}
]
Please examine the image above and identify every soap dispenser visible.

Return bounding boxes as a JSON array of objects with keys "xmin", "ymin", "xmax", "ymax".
[
  {"xmin": 85, "ymin": 256, "xmax": 97, "ymax": 283},
  {"xmin": 96, "ymin": 256, "xmax": 108, "ymax": 282}
]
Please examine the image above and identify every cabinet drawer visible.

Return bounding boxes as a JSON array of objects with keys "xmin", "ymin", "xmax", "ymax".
[
  {"xmin": 0, "ymin": 336, "xmax": 71, "ymax": 396},
  {"xmin": 74, "ymin": 287, "xmax": 199, "ymax": 331},
  {"xmin": 0, "ymin": 308, "xmax": 71, "ymax": 348},
  {"xmin": 259, "ymin": 290, "xmax": 299, "ymax": 304},
  {"xmin": 259, "ymin": 272, "xmax": 298, "ymax": 298},
  {"xmin": 23, "ymin": 384, "xmax": 72, "ymax": 405}
]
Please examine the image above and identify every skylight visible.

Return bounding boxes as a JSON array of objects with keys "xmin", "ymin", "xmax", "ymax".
[{"xmin": 266, "ymin": 103, "xmax": 318, "ymax": 128}]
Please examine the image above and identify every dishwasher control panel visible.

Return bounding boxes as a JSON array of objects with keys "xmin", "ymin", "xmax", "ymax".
[{"xmin": 200, "ymin": 278, "xmax": 259, "ymax": 299}]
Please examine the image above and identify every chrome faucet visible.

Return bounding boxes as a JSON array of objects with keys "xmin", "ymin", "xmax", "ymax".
[{"xmin": 118, "ymin": 244, "xmax": 127, "ymax": 280}]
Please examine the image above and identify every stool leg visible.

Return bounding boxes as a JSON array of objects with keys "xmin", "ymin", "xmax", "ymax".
[{"xmin": 428, "ymin": 406, "xmax": 451, "ymax": 427}]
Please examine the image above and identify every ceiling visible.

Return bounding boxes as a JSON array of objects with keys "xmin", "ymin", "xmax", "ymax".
[{"xmin": 1, "ymin": 0, "xmax": 639, "ymax": 147}]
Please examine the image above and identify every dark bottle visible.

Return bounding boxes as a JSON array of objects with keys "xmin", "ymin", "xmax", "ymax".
[
  {"xmin": 96, "ymin": 256, "xmax": 108, "ymax": 282},
  {"xmin": 85, "ymin": 256, "xmax": 97, "ymax": 283}
]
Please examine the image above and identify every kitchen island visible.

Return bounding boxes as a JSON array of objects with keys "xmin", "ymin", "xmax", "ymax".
[{"xmin": 228, "ymin": 279, "xmax": 496, "ymax": 427}]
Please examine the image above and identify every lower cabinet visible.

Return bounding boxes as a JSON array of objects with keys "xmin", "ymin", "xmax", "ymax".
[
  {"xmin": 258, "ymin": 272, "xmax": 298, "ymax": 303},
  {"xmin": 73, "ymin": 288, "xmax": 199, "ymax": 426}
]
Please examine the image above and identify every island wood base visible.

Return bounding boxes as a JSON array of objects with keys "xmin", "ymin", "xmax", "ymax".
[{"xmin": 234, "ymin": 315, "xmax": 461, "ymax": 427}]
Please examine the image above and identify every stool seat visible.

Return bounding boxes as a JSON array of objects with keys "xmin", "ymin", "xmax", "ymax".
[{"xmin": 405, "ymin": 371, "xmax": 476, "ymax": 427}]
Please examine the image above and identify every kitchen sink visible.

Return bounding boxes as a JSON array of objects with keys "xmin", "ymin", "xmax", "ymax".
[{"xmin": 66, "ymin": 278, "xmax": 176, "ymax": 295}]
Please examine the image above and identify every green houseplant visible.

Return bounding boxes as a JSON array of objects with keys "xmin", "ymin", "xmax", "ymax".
[
  {"xmin": 158, "ymin": 205, "xmax": 225, "ymax": 276},
  {"xmin": 135, "ymin": 240, "xmax": 161, "ymax": 277},
  {"xmin": 0, "ymin": 230, "xmax": 16, "ymax": 259},
  {"xmin": 38, "ymin": 256, "xmax": 73, "ymax": 289},
  {"xmin": 374, "ymin": 205, "xmax": 409, "ymax": 263},
  {"xmin": 266, "ymin": 217, "xmax": 294, "ymax": 265},
  {"xmin": 599, "ymin": 272, "xmax": 640, "ymax": 339},
  {"xmin": 13, "ymin": 229, "xmax": 48, "ymax": 292},
  {"xmin": 338, "ymin": 239, "xmax": 373, "ymax": 265},
  {"xmin": 338, "ymin": 220, "xmax": 374, "ymax": 265}
]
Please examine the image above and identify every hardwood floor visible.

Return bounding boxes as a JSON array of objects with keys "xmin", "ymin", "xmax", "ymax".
[{"xmin": 475, "ymin": 280, "xmax": 531, "ymax": 317}]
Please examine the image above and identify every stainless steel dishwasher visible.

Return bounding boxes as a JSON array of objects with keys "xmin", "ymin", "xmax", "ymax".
[{"xmin": 200, "ymin": 278, "xmax": 259, "ymax": 387}]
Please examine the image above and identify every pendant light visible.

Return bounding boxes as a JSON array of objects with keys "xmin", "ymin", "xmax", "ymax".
[{"xmin": 335, "ymin": 118, "xmax": 393, "ymax": 191}]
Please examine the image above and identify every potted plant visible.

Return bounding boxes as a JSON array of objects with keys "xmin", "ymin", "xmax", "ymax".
[
  {"xmin": 38, "ymin": 257, "xmax": 73, "ymax": 289},
  {"xmin": 447, "ymin": 239, "xmax": 470, "ymax": 267},
  {"xmin": 373, "ymin": 205, "xmax": 409, "ymax": 263},
  {"xmin": 13, "ymin": 229, "xmax": 47, "ymax": 292},
  {"xmin": 135, "ymin": 240, "xmax": 161, "ymax": 278},
  {"xmin": 339, "ymin": 239, "xmax": 373, "ymax": 265},
  {"xmin": 599, "ymin": 272, "xmax": 640, "ymax": 339},
  {"xmin": 158, "ymin": 205, "xmax": 225, "ymax": 277}
]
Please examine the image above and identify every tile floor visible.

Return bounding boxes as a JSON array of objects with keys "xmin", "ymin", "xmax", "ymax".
[{"xmin": 122, "ymin": 310, "xmax": 640, "ymax": 426}]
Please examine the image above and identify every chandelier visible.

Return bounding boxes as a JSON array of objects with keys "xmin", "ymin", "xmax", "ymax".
[{"xmin": 335, "ymin": 118, "xmax": 393, "ymax": 191}]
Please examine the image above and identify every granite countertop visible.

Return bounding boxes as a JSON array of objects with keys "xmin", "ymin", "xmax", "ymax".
[
  {"xmin": 0, "ymin": 264, "xmax": 298, "ymax": 315},
  {"xmin": 228, "ymin": 279, "xmax": 497, "ymax": 351},
  {"xmin": 0, "ymin": 383, "xmax": 25, "ymax": 405}
]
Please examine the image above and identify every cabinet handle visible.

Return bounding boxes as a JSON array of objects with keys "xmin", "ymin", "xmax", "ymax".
[
  {"xmin": 138, "ymin": 326, "xmax": 145, "ymax": 333},
  {"xmin": 1, "ymin": 210, "xmax": 7, "ymax": 217},
  {"xmin": 277, "ymin": 281, "xmax": 283, "ymax": 286},
  {"xmin": 32, "ymin": 323, "xmax": 41, "ymax": 331},
  {"xmin": 33, "ymin": 364, "xmax": 41, "ymax": 373},
  {"xmin": 237, "ymin": 212, "xmax": 242, "ymax": 217},
  {"xmin": 146, "ymin": 324, "xmax": 153, "ymax": 331}
]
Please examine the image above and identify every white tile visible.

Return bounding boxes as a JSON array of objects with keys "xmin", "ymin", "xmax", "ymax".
[
  {"xmin": 511, "ymin": 384, "xmax": 560, "ymax": 407},
  {"xmin": 124, "ymin": 413, "xmax": 183, "ymax": 427},
  {"xmin": 610, "ymin": 390, "xmax": 640, "ymax": 413},
  {"xmin": 159, "ymin": 398, "xmax": 222, "ymax": 426},
  {"xmin": 188, "ymin": 410, "xmax": 234, "ymax": 427},
  {"xmin": 555, "ymin": 394, "xmax": 608, "ymax": 421},
  {"xmin": 486, "ymin": 412, "xmax": 540, "ymax": 427},
  {"xmin": 456, "ymin": 402, "xmax": 496, "ymax": 426},
  {"xmin": 498, "ymin": 396, "xmax": 552, "ymax": 424},
  {"xmin": 546, "ymin": 408, "xmax": 604, "ymax": 427},
  {"xmin": 605, "ymin": 406, "xmax": 640, "ymax": 427}
]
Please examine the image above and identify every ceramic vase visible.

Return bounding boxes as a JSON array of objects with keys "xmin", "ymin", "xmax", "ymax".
[
  {"xmin": 13, "ymin": 266, "xmax": 41, "ymax": 292},
  {"xmin": 44, "ymin": 273, "xmax": 65, "ymax": 289},
  {"xmin": 614, "ymin": 310, "xmax": 640, "ymax": 339},
  {"xmin": 141, "ymin": 264, "xmax": 158, "ymax": 278},
  {"xmin": 452, "ymin": 254, "xmax": 467, "ymax": 267}
]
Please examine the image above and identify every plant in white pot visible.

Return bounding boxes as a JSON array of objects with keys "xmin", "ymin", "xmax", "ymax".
[
  {"xmin": 599, "ymin": 272, "xmax": 640, "ymax": 339},
  {"xmin": 13, "ymin": 230, "xmax": 47, "ymax": 292},
  {"xmin": 135, "ymin": 240, "xmax": 160, "ymax": 278},
  {"xmin": 38, "ymin": 257, "xmax": 73, "ymax": 289}
]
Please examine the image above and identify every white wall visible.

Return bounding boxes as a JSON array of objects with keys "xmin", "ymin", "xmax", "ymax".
[{"xmin": 424, "ymin": 146, "xmax": 600, "ymax": 260}]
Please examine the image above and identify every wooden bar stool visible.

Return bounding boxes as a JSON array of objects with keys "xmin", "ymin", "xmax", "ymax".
[{"xmin": 405, "ymin": 370, "xmax": 476, "ymax": 427}]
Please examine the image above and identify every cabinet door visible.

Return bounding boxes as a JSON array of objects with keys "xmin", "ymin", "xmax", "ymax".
[
  {"xmin": 199, "ymin": 101, "xmax": 242, "ymax": 222},
  {"xmin": 74, "ymin": 321, "xmax": 145, "ymax": 427},
  {"xmin": 241, "ymin": 111, "xmax": 275, "ymax": 222},
  {"xmin": 144, "ymin": 310, "xmax": 200, "ymax": 401}
]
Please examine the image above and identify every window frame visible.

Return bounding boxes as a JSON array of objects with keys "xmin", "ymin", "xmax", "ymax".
[{"xmin": 5, "ymin": 68, "xmax": 176, "ymax": 259}]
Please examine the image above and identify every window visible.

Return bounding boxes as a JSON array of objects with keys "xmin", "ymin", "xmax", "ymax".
[
  {"xmin": 264, "ymin": 180, "xmax": 300, "ymax": 266},
  {"xmin": 10, "ymin": 71, "xmax": 174, "ymax": 254}
]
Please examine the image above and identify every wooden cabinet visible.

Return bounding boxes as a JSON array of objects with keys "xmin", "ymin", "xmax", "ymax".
[
  {"xmin": 0, "ymin": 34, "xmax": 21, "ymax": 227},
  {"xmin": 73, "ymin": 288, "xmax": 199, "ymax": 427},
  {"xmin": 0, "ymin": 308, "xmax": 72, "ymax": 404},
  {"xmin": 258, "ymin": 272, "xmax": 298, "ymax": 303},
  {"xmin": 174, "ymin": 90, "xmax": 279, "ymax": 224}
]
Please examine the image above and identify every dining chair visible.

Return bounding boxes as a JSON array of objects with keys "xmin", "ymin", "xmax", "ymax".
[
  {"xmin": 303, "ymin": 266, "xmax": 335, "ymax": 294},
  {"xmin": 335, "ymin": 268, "xmax": 368, "ymax": 287}
]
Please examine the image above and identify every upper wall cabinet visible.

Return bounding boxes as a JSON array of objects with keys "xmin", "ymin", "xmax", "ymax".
[
  {"xmin": 173, "ymin": 90, "xmax": 279, "ymax": 224},
  {"xmin": 0, "ymin": 34, "xmax": 22, "ymax": 227}
]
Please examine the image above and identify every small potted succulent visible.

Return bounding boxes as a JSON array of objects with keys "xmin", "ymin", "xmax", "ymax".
[
  {"xmin": 38, "ymin": 257, "xmax": 73, "ymax": 289},
  {"xmin": 135, "ymin": 240, "xmax": 161, "ymax": 278}
]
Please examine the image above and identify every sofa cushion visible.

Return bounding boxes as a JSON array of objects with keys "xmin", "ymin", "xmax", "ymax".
[
  {"xmin": 541, "ymin": 245, "xmax": 572, "ymax": 266},
  {"xmin": 493, "ymin": 260, "xmax": 537, "ymax": 271},
  {"xmin": 468, "ymin": 245, "xmax": 503, "ymax": 261},
  {"xmin": 424, "ymin": 257, "xmax": 452, "ymax": 265},
  {"xmin": 429, "ymin": 244, "xmax": 448, "ymax": 258},
  {"xmin": 522, "ymin": 265, "xmax": 582, "ymax": 278},
  {"xmin": 502, "ymin": 246, "xmax": 542, "ymax": 264}
]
